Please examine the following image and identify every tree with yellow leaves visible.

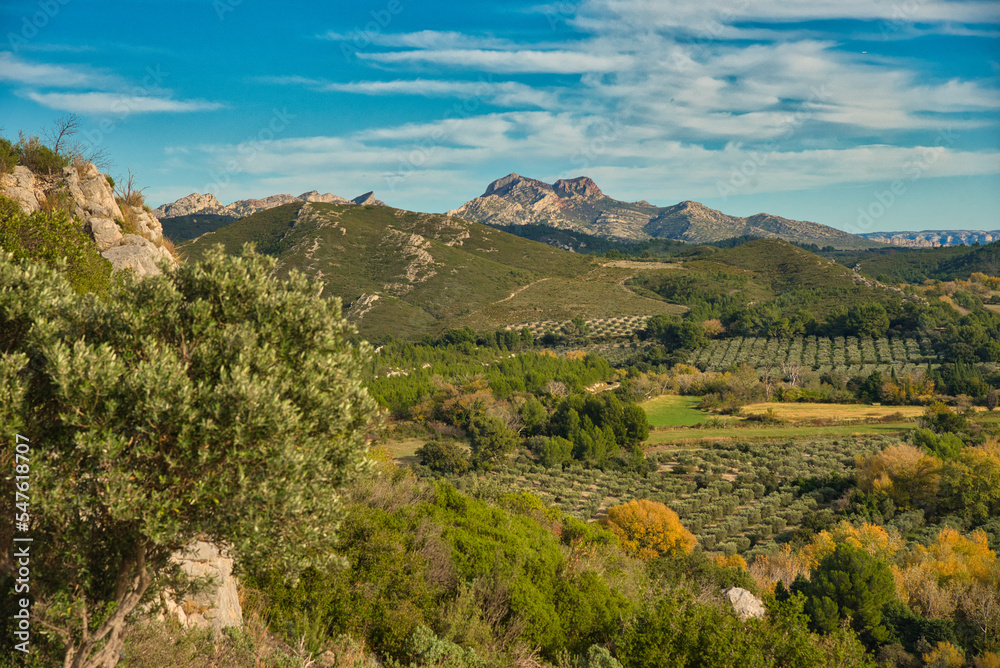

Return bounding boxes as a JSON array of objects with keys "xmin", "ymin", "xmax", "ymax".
[
  {"xmin": 894, "ymin": 528, "xmax": 997, "ymax": 624},
  {"xmin": 603, "ymin": 499, "xmax": 696, "ymax": 560},
  {"xmin": 855, "ymin": 443, "xmax": 941, "ymax": 510},
  {"xmin": 923, "ymin": 641, "xmax": 965, "ymax": 668},
  {"xmin": 799, "ymin": 521, "xmax": 903, "ymax": 571}
]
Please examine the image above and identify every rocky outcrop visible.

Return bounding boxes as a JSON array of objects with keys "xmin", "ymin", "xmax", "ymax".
[
  {"xmin": 553, "ymin": 176, "xmax": 603, "ymax": 199},
  {"xmin": 101, "ymin": 235, "xmax": 175, "ymax": 276},
  {"xmin": 152, "ymin": 188, "xmax": 388, "ymax": 219},
  {"xmin": 86, "ymin": 217, "xmax": 123, "ymax": 251},
  {"xmin": 1, "ymin": 166, "xmax": 41, "ymax": 212},
  {"xmin": 67, "ymin": 163, "xmax": 121, "ymax": 220},
  {"xmin": 450, "ymin": 173, "xmax": 875, "ymax": 248},
  {"xmin": 1, "ymin": 161, "xmax": 177, "ymax": 277},
  {"xmin": 723, "ymin": 587, "xmax": 766, "ymax": 621},
  {"xmin": 300, "ymin": 189, "xmax": 350, "ymax": 205},
  {"xmin": 158, "ymin": 541, "xmax": 243, "ymax": 633}
]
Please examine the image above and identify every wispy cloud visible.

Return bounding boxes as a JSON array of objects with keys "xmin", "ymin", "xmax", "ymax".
[
  {"xmin": 358, "ymin": 48, "xmax": 633, "ymax": 74},
  {"xmin": 25, "ymin": 91, "xmax": 223, "ymax": 114},
  {"xmin": 319, "ymin": 29, "xmax": 515, "ymax": 50},
  {"xmin": 573, "ymin": 0, "xmax": 1000, "ymax": 32},
  {"xmin": 2, "ymin": 52, "xmax": 224, "ymax": 115},
  {"xmin": 159, "ymin": 0, "xmax": 1000, "ymax": 218},
  {"xmin": 258, "ymin": 75, "xmax": 558, "ymax": 108},
  {"xmin": 0, "ymin": 51, "xmax": 115, "ymax": 88}
]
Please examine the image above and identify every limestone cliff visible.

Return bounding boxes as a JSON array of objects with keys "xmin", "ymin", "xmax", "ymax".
[{"xmin": 1, "ymin": 162, "xmax": 177, "ymax": 277}]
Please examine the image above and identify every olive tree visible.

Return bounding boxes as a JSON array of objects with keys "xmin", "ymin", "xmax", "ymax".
[{"xmin": 0, "ymin": 246, "xmax": 380, "ymax": 667}]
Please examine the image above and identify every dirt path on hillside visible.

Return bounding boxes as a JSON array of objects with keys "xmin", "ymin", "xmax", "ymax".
[
  {"xmin": 615, "ymin": 273, "xmax": 684, "ymax": 309},
  {"xmin": 495, "ymin": 277, "xmax": 556, "ymax": 304}
]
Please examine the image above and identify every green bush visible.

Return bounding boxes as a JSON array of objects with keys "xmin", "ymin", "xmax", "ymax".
[
  {"xmin": 0, "ymin": 137, "xmax": 16, "ymax": 174},
  {"xmin": 614, "ymin": 592, "xmax": 869, "ymax": 668},
  {"xmin": 388, "ymin": 625, "xmax": 487, "ymax": 668},
  {"xmin": 417, "ymin": 439, "xmax": 471, "ymax": 474},
  {"xmin": 0, "ymin": 195, "xmax": 112, "ymax": 294},
  {"xmin": 14, "ymin": 134, "xmax": 69, "ymax": 174}
]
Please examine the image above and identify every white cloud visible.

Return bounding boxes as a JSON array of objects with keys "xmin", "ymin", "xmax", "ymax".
[
  {"xmin": 319, "ymin": 30, "xmax": 515, "ymax": 50},
  {"xmin": 358, "ymin": 48, "xmax": 633, "ymax": 74},
  {"xmin": 258, "ymin": 76, "xmax": 558, "ymax": 108},
  {"xmin": 25, "ymin": 91, "xmax": 223, "ymax": 114},
  {"xmin": 0, "ymin": 51, "xmax": 115, "ymax": 88},
  {"xmin": 574, "ymin": 0, "xmax": 1000, "ymax": 32}
]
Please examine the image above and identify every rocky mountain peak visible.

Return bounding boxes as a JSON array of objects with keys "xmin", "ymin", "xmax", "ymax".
[
  {"xmin": 553, "ymin": 176, "xmax": 603, "ymax": 199},
  {"xmin": 450, "ymin": 173, "xmax": 872, "ymax": 248},
  {"xmin": 351, "ymin": 191, "xmax": 386, "ymax": 206},
  {"xmin": 483, "ymin": 173, "xmax": 552, "ymax": 199},
  {"xmin": 298, "ymin": 190, "xmax": 350, "ymax": 205}
]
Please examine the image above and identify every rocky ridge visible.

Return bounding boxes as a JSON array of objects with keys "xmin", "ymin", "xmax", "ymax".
[
  {"xmin": 1, "ymin": 163, "xmax": 176, "ymax": 277},
  {"xmin": 857, "ymin": 230, "xmax": 1000, "ymax": 248},
  {"xmin": 449, "ymin": 173, "xmax": 873, "ymax": 248},
  {"xmin": 153, "ymin": 189, "xmax": 386, "ymax": 219}
]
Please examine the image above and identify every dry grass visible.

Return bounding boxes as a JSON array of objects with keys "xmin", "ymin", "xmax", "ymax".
[
  {"xmin": 159, "ymin": 234, "xmax": 180, "ymax": 260},
  {"xmin": 739, "ymin": 402, "xmax": 926, "ymax": 422},
  {"xmin": 41, "ymin": 188, "xmax": 74, "ymax": 215},
  {"xmin": 379, "ymin": 436, "xmax": 426, "ymax": 463},
  {"xmin": 938, "ymin": 294, "xmax": 971, "ymax": 316},
  {"xmin": 601, "ymin": 260, "xmax": 685, "ymax": 270},
  {"xmin": 118, "ymin": 616, "xmax": 299, "ymax": 668}
]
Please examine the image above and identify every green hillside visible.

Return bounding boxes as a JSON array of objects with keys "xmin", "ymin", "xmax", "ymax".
[
  {"xmin": 705, "ymin": 239, "xmax": 883, "ymax": 297},
  {"xmin": 180, "ymin": 202, "xmax": 686, "ymax": 339},
  {"xmin": 160, "ymin": 213, "xmax": 238, "ymax": 242},
  {"xmin": 842, "ymin": 240, "xmax": 1000, "ymax": 283},
  {"xmin": 629, "ymin": 239, "xmax": 902, "ymax": 328}
]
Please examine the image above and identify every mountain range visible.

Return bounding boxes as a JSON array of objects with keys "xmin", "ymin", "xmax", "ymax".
[
  {"xmin": 857, "ymin": 230, "xmax": 1000, "ymax": 248},
  {"xmin": 153, "ymin": 174, "xmax": 880, "ymax": 249},
  {"xmin": 152, "ymin": 189, "xmax": 385, "ymax": 219},
  {"xmin": 447, "ymin": 173, "xmax": 876, "ymax": 249}
]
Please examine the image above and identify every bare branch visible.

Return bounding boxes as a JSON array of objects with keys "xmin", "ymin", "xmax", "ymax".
[{"xmin": 43, "ymin": 114, "xmax": 81, "ymax": 156}]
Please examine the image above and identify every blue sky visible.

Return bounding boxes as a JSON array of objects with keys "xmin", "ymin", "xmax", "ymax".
[{"xmin": 2, "ymin": 0, "xmax": 999, "ymax": 233}]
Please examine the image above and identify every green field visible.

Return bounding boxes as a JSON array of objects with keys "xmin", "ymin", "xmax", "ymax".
[{"xmin": 640, "ymin": 394, "xmax": 717, "ymax": 427}]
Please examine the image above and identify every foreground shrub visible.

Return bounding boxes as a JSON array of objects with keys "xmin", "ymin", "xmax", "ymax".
[{"xmin": 0, "ymin": 246, "xmax": 380, "ymax": 667}]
